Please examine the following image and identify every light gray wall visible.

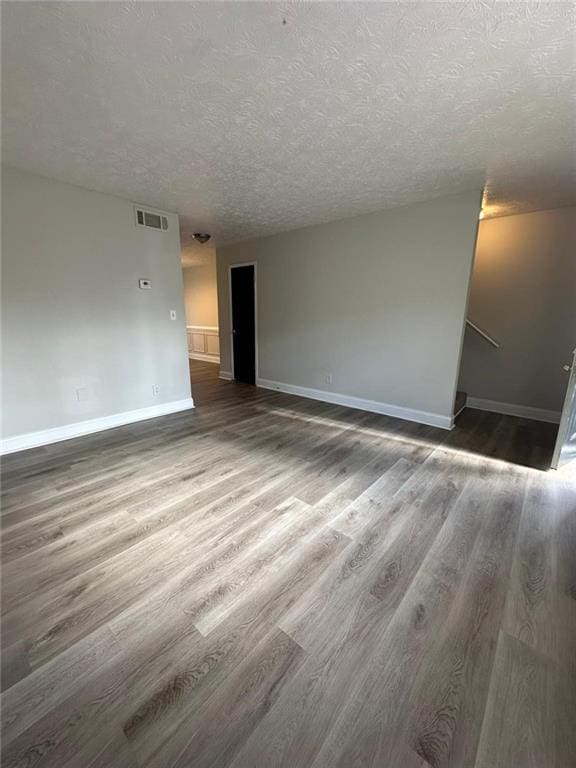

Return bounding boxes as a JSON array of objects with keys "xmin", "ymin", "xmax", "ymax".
[
  {"xmin": 2, "ymin": 166, "xmax": 191, "ymax": 439},
  {"xmin": 217, "ymin": 191, "xmax": 481, "ymax": 423},
  {"xmin": 459, "ymin": 207, "xmax": 576, "ymax": 412}
]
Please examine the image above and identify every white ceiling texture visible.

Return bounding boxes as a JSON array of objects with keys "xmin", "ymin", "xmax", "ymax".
[{"xmin": 2, "ymin": 1, "xmax": 575, "ymax": 246}]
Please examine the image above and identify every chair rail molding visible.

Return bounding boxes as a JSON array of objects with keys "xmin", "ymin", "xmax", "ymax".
[{"xmin": 186, "ymin": 325, "xmax": 220, "ymax": 363}]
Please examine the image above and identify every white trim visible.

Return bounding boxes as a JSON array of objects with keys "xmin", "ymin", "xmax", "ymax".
[
  {"xmin": 219, "ymin": 370, "xmax": 234, "ymax": 381},
  {"xmin": 256, "ymin": 377, "xmax": 453, "ymax": 430},
  {"xmin": 185, "ymin": 325, "xmax": 220, "ymax": 362},
  {"xmin": 229, "ymin": 262, "xmax": 258, "ymax": 382},
  {"xmin": 188, "ymin": 352, "xmax": 221, "ymax": 363},
  {"xmin": 453, "ymin": 400, "xmax": 467, "ymax": 419},
  {"xmin": 551, "ymin": 347, "xmax": 576, "ymax": 469},
  {"xmin": 467, "ymin": 397, "xmax": 560, "ymax": 424},
  {"xmin": 0, "ymin": 398, "xmax": 195, "ymax": 455},
  {"xmin": 186, "ymin": 325, "xmax": 219, "ymax": 332}
]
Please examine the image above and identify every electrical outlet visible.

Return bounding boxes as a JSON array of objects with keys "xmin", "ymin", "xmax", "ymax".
[
  {"xmin": 152, "ymin": 384, "xmax": 160, "ymax": 396},
  {"xmin": 325, "ymin": 373, "xmax": 333, "ymax": 385},
  {"xmin": 170, "ymin": 310, "xmax": 177, "ymax": 320}
]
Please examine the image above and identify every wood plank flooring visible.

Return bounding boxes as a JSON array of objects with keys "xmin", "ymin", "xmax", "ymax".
[{"xmin": 1, "ymin": 359, "xmax": 575, "ymax": 768}]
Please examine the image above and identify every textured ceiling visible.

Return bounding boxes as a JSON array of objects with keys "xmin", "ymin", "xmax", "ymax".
[{"xmin": 2, "ymin": 1, "xmax": 575, "ymax": 245}]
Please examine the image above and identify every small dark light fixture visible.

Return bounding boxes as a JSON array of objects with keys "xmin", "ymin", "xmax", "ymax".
[{"xmin": 193, "ymin": 233, "xmax": 211, "ymax": 244}]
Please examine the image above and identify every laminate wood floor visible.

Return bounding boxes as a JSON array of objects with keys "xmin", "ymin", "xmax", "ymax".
[{"xmin": 2, "ymin": 360, "xmax": 575, "ymax": 768}]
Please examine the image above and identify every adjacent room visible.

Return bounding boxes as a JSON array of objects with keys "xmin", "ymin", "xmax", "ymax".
[
  {"xmin": 1, "ymin": 2, "xmax": 575, "ymax": 768},
  {"xmin": 181, "ymin": 233, "xmax": 222, "ymax": 402}
]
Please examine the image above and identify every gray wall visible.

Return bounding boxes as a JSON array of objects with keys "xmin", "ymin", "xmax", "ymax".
[
  {"xmin": 2, "ymin": 166, "xmax": 191, "ymax": 440},
  {"xmin": 459, "ymin": 206, "xmax": 576, "ymax": 412},
  {"xmin": 217, "ymin": 191, "xmax": 481, "ymax": 424}
]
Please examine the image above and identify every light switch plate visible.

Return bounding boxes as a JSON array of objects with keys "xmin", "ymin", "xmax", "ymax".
[{"xmin": 170, "ymin": 310, "xmax": 177, "ymax": 320}]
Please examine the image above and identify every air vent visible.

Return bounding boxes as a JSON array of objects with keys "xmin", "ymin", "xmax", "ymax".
[{"xmin": 134, "ymin": 207, "xmax": 168, "ymax": 231}]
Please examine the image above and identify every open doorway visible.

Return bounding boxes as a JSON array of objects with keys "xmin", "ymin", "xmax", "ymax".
[
  {"xmin": 455, "ymin": 207, "xmax": 575, "ymax": 470},
  {"xmin": 181, "ymin": 236, "xmax": 220, "ymax": 402},
  {"xmin": 229, "ymin": 263, "xmax": 257, "ymax": 385}
]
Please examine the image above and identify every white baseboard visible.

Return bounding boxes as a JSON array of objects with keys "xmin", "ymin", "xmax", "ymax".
[
  {"xmin": 453, "ymin": 402, "xmax": 467, "ymax": 418},
  {"xmin": 256, "ymin": 377, "xmax": 453, "ymax": 430},
  {"xmin": 467, "ymin": 397, "xmax": 560, "ymax": 424},
  {"xmin": 188, "ymin": 352, "xmax": 221, "ymax": 364},
  {"xmin": 1, "ymin": 397, "xmax": 195, "ymax": 455},
  {"xmin": 219, "ymin": 370, "xmax": 234, "ymax": 381}
]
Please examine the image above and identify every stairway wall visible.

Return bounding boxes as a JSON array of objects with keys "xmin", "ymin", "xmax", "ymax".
[{"xmin": 459, "ymin": 206, "xmax": 576, "ymax": 414}]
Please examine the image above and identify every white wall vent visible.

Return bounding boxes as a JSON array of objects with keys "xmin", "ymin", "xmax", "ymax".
[{"xmin": 134, "ymin": 207, "xmax": 169, "ymax": 231}]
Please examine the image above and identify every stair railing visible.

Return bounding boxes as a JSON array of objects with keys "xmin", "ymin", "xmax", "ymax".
[{"xmin": 466, "ymin": 318, "xmax": 500, "ymax": 348}]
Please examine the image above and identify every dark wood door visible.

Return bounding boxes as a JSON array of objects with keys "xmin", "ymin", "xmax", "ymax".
[{"xmin": 231, "ymin": 265, "xmax": 255, "ymax": 385}]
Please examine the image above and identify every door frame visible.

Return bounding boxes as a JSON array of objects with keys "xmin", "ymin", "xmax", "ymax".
[
  {"xmin": 228, "ymin": 262, "xmax": 258, "ymax": 383},
  {"xmin": 551, "ymin": 347, "xmax": 576, "ymax": 470}
]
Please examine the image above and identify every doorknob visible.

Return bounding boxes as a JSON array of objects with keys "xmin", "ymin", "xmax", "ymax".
[{"xmin": 563, "ymin": 364, "xmax": 572, "ymax": 372}]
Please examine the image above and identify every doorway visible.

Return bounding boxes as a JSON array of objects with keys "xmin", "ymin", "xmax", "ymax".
[
  {"xmin": 551, "ymin": 347, "xmax": 576, "ymax": 470},
  {"xmin": 230, "ymin": 263, "xmax": 256, "ymax": 385},
  {"xmin": 180, "ymin": 238, "xmax": 220, "ymax": 403}
]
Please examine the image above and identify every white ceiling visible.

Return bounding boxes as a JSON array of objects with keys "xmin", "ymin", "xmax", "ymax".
[{"xmin": 2, "ymin": 1, "xmax": 575, "ymax": 245}]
